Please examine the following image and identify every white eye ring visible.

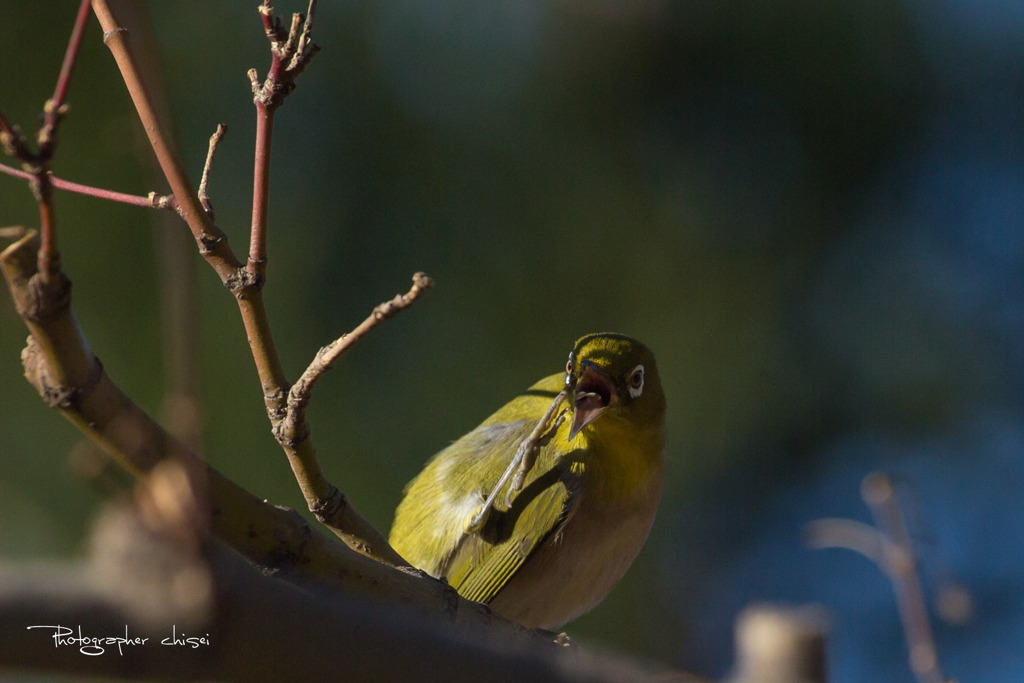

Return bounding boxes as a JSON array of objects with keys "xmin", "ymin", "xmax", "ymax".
[
  {"xmin": 564, "ymin": 353, "xmax": 573, "ymax": 385},
  {"xmin": 627, "ymin": 364, "xmax": 644, "ymax": 398}
]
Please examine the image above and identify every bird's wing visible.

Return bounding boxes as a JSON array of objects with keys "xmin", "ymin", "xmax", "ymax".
[
  {"xmin": 389, "ymin": 375, "xmax": 581, "ymax": 600},
  {"xmin": 444, "ymin": 467, "xmax": 579, "ymax": 605},
  {"xmin": 439, "ymin": 424, "xmax": 583, "ymax": 605},
  {"xmin": 391, "ymin": 418, "xmax": 533, "ymax": 576}
]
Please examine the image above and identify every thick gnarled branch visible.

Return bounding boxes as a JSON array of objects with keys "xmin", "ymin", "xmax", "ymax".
[
  {"xmin": 0, "ymin": 230, "xmax": 549, "ymax": 645},
  {"xmin": 0, "ymin": 501, "xmax": 654, "ymax": 682}
]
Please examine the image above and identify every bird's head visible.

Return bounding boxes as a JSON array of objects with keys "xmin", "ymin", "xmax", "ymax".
[{"xmin": 564, "ymin": 333, "xmax": 665, "ymax": 441}]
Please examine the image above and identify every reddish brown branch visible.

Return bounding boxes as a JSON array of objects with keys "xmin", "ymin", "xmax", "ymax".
[
  {"xmin": 51, "ymin": 0, "xmax": 93, "ymax": 113},
  {"xmin": 469, "ymin": 393, "xmax": 567, "ymax": 534},
  {"xmin": 0, "ymin": 0, "xmax": 91, "ymax": 281},
  {"xmin": 0, "ymin": 161, "xmax": 163, "ymax": 209},
  {"xmin": 249, "ymin": 105, "xmax": 273, "ymax": 275},
  {"xmin": 256, "ymin": 0, "xmax": 320, "ymax": 92},
  {"xmin": 0, "ymin": 112, "xmax": 55, "ymax": 272},
  {"xmin": 247, "ymin": 0, "xmax": 320, "ymax": 278},
  {"xmin": 244, "ymin": 2, "xmax": 414, "ymax": 565},
  {"xmin": 0, "ymin": 0, "xmax": 91, "ymax": 282},
  {"xmin": 91, "ymin": 2, "xmax": 238, "ymax": 279},
  {"xmin": 32, "ymin": 0, "xmax": 92, "ymax": 280}
]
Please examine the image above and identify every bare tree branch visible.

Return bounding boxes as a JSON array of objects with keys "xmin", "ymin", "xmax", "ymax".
[
  {"xmin": 0, "ymin": 162, "xmax": 167, "ymax": 208},
  {"xmin": 89, "ymin": 0, "xmax": 408, "ymax": 563},
  {"xmin": 0, "ymin": 0, "xmax": 90, "ymax": 281},
  {"xmin": 248, "ymin": 0, "xmax": 320, "ymax": 280}
]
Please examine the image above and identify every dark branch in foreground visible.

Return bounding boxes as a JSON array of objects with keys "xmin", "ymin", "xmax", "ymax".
[
  {"xmin": 0, "ymin": 501, "xmax": 660, "ymax": 682},
  {"xmin": 0, "ymin": 228, "xmax": 580, "ymax": 658}
]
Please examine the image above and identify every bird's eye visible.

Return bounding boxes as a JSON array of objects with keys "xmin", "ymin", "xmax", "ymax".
[
  {"xmin": 565, "ymin": 353, "xmax": 574, "ymax": 385},
  {"xmin": 627, "ymin": 364, "xmax": 644, "ymax": 398}
]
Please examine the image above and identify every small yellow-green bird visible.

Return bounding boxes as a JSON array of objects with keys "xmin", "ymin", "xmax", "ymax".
[{"xmin": 390, "ymin": 333, "xmax": 666, "ymax": 629}]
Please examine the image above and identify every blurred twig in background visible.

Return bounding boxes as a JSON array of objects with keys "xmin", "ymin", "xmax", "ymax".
[{"xmin": 806, "ymin": 472, "xmax": 969, "ymax": 683}]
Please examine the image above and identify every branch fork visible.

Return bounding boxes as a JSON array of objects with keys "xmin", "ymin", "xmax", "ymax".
[
  {"xmin": 251, "ymin": 0, "xmax": 320, "ymax": 110},
  {"xmin": 269, "ymin": 273, "xmax": 432, "ymax": 566}
]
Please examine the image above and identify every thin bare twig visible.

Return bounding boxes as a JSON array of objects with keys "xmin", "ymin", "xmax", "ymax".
[
  {"xmin": 91, "ymin": 1, "xmax": 238, "ymax": 277},
  {"xmin": 273, "ymin": 273, "xmax": 432, "ymax": 565},
  {"xmin": 803, "ymin": 517, "xmax": 888, "ymax": 566},
  {"xmin": 886, "ymin": 475, "xmax": 975, "ymax": 627},
  {"xmin": 806, "ymin": 473, "xmax": 952, "ymax": 683},
  {"xmin": 0, "ymin": 161, "xmax": 168, "ymax": 209},
  {"xmin": 49, "ymin": 0, "xmax": 92, "ymax": 117},
  {"xmin": 249, "ymin": 103, "xmax": 274, "ymax": 275},
  {"xmin": 37, "ymin": 0, "xmax": 91, "ymax": 278},
  {"xmin": 861, "ymin": 473, "xmax": 947, "ymax": 683},
  {"xmin": 464, "ymin": 392, "xmax": 567, "ymax": 535},
  {"xmin": 198, "ymin": 124, "xmax": 227, "ymax": 220},
  {"xmin": 289, "ymin": 272, "xmax": 433, "ymax": 406},
  {"xmin": 508, "ymin": 404, "xmax": 567, "ymax": 500},
  {"xmin": 0, "ymin": 0, "xmax": 91, "ymax": 281},
  {"xmin": 253, "ymin": 0, "xmax": 320, "ymax": 107},
  {"xmin": 248, "ymin": 0, "xmax": 320, "ymax": 279},
  {"xmin": 0, "ymin": 111, "xmax": 49, "ymax": 256},
  {"xmin": 293, "ymin": 6, "xmax": 317, "ymax": 66}
]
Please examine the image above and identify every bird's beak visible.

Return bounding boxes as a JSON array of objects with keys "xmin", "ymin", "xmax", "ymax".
[{"xmin": 569, "ymin": 363, "xmax": 615, "ymax": 440}]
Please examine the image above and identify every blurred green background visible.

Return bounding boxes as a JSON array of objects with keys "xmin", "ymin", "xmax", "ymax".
[{"xmin": 3, "ymin": 1, "xmax": 1024, "ymax": 680}]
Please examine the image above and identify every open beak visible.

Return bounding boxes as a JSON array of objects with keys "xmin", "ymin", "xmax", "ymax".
[{"xmin": 569, "ymin": 363, "xmax": 615, "ymax": 440}]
